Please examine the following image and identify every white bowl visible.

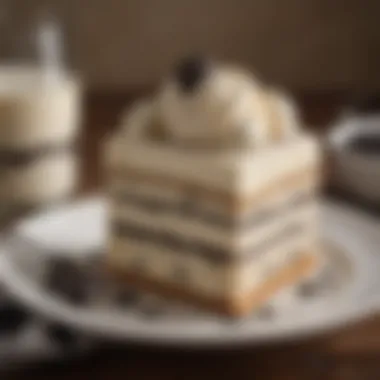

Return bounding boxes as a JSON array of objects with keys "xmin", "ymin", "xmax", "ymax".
[{"xmin": 328, "ymin": 114, "xmax": 380, "ymax": 204}]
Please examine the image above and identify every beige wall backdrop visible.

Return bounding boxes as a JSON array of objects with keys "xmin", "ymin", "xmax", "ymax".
[{"xmin": 8, "ymin": 0, "xmax": 380, "ymax": 92}]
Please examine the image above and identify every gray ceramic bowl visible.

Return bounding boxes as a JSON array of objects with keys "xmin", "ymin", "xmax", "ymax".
[
  {"xmin": 327, "ymin": 114, "xmax": 380, "ymax": 205},
  {"xmin": 328, "ymin": 113, "xmax": 380, "ymax": 204}
]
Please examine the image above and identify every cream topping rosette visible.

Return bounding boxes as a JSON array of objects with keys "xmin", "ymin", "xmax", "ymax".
[{"xmin": 121, "ymin": 58, "xmax": 301, "ymax": 149}]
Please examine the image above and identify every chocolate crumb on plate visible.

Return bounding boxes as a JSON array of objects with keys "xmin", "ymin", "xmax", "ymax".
[
  {"xmin": 0, "ymin": 300, "xmax": 31, "ymax": 337},
  {"xmin": 46, "ymin": 257, "xmax": 90, "ymax": 306},
  {"xmin": 45, "ymin": 323, "xmax": 78, "ymax": 349}
]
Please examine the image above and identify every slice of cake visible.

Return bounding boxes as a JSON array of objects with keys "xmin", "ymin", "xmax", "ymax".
[{"xmin": 104, "ymin": 57, "xmax": 322, "ymax": 317}]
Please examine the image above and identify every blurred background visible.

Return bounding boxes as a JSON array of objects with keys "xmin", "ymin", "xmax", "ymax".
[
  {"xmin": 0, "ymin": 1, "xmax": 380, "ymax": 379},
  {"xmin": 28, "ymin": 0, "xmax": 380, "ymax": 92},
  {"xmin": 5, "ymin": 0, "xmax": 380, "ymax": 92}
]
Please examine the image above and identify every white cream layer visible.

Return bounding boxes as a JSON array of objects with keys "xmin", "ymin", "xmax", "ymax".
[
  {"xmin": 232, "ymin": 233, "xmax": 317, "ymax": 295},
  {"xmin": 158, "ymin": 66, "xmax": 270, "ymax": 147},
  {"xmin": 108, "ymin": 170, "xmax": 317, "ymax": 217},
  {"xmin": 105, "ymin": 132, "xmax": 320, "ymax": 196},
  {"xmin": 109, "ymin": 231, "xmax": 317, "ymax": 298},
  {"xmin": 110, "ymin": 195, "xmax": 318, "ymax": 254},
  {"xmin": 0, "ymin": 153, "xmax": 78, "ymax": 203}
]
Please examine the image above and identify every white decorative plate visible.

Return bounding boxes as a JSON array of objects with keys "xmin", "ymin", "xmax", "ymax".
[{"xmin": 0, "ymin": 196, "xmax": 379, "ymax": 347}]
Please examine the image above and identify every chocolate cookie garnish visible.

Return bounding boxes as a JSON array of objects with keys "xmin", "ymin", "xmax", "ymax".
[{"xmin": 175, "ymin": 56, "xmax": 210, "ymax": 93}]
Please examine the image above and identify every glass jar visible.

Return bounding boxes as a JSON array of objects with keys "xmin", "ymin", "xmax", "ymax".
[{"xmin": 0, "ymin": 7, "xmax": 82, "ymax": 219}]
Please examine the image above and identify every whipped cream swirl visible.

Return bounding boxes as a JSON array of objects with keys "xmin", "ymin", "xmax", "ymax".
[
  {"xmin": 158, "ymin": 62, "xmax": 272, "ymax": 147},
  {"xmin": 122, "ymin": 58, "xmax": 301, "ymax": 148}
]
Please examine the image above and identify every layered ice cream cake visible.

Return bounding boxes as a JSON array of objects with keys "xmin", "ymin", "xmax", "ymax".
[{"xmin": 104, "ymin": 58, "xmax": 321, "ymax": 317}]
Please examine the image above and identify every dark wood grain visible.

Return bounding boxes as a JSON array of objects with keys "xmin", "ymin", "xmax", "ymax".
[{"xmin": 2, "ymin": 91, "xmax": 380, "ymax": 380}]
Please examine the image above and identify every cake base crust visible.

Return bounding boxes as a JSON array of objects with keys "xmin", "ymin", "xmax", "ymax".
[{"xmin": 108, "ymin": 253, "xmax": 318, "ymax": 317}]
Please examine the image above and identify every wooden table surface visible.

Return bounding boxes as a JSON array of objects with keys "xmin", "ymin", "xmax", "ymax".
[{"xmin": 3, "ymin": 92, "xmax": 380, "ymax": 379}]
